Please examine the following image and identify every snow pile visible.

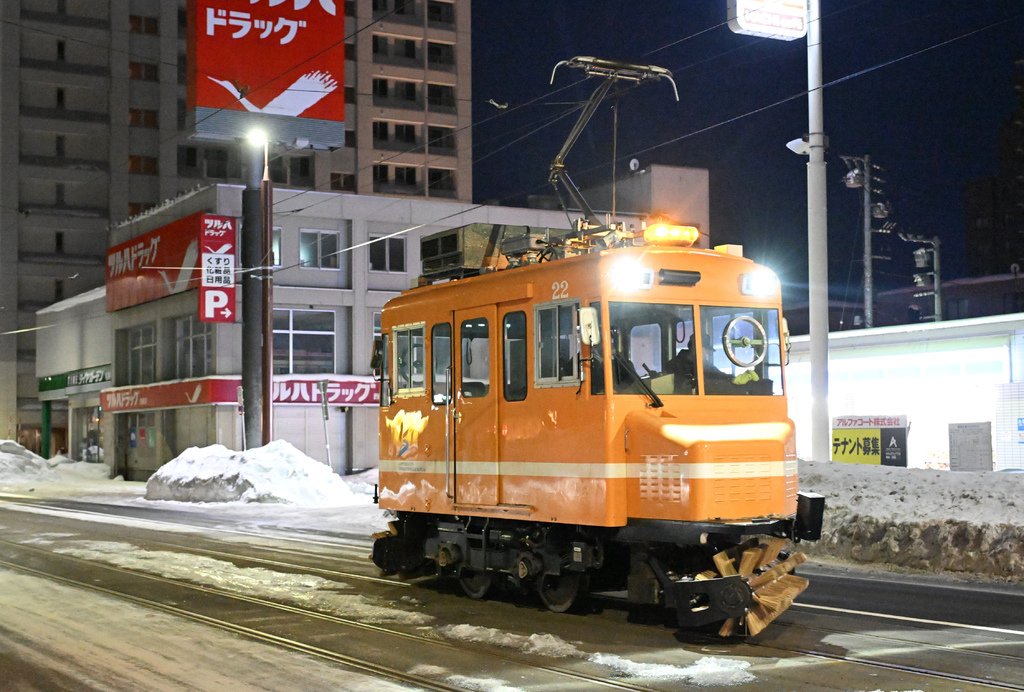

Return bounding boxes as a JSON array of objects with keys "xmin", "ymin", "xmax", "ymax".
[
  {"xmin": 438, "ymin": 625, "xmax": 754, "ymax": 685},
  {"xmin": 800, "ymin": 460, "xmax": 1024, "ymax": 579},
  {"xmin": 144, "ymin": 440, "xmax": 361, "ymax": 506},
  {"xmin": 0, "ymin": 440, "xmax": 53, "ymax": 483}
]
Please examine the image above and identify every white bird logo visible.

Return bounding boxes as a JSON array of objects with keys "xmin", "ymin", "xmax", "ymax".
[{"xmin": 207, "ymin": 71, "xmax": 338, "ymax": 117}]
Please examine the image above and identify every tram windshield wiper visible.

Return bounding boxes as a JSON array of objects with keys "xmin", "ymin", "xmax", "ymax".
[{"xmin": 611, "ymin": 350, "xmax": 663, "ymax": 408}]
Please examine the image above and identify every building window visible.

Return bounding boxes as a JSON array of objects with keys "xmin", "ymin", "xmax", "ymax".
[
  {"xmin": 128, "ymin": 155, "xmax": 159, "ymax": 175},
  {"xmin": 427, "ymin": 168, "xmax": 455, "ymax": 191},
  {"xmin": 394, "ymin": 0, "xmax": 413, "ymax": 15},
  {"xmin": 299, "ymin": 229, "xmax": 340, "ymax": 269},
  {"xmin": 129, "ymin": 61, "xmax": 159, "ymax": 81},
  {"xmin": 205, "ymin": 147, "xmax": 230, "ymax": 178},
  {"xmin": 428, "ymin": 126, "xmax": 455, "ymax": 150},
  {"xmin": 372, "ymin": 78, "xmax": 388, "ymax": 97},
  {"xmin": 427, "ymin": 1, "xmax": 454, "ymax": 23},
  {"xmin": 394, "ymin": 166, "xmax": 416, "ymax": 186},
  {"xmin": 289, "ymin": 156, "xmax": 313, "ymax": 186},
  {"xmin": 127, "ymin": 323, "xmax": 156, "ymax": 385},
  {"xmin": 129, "ymin": 15, "xmax": 159, "ymax": 34},
  {"xmin": 373, "ymin": 164, "xmax": 389, "ymax": 184},
  {"xmin": 56, "ymin": 40, "xmax": 65, "ymax": 61},
  {"xmin": 273, "ymin": 309, "xmax": 335, "ymax": 374},
  {"xmin": 372, "ymin": 121, "xmax": 389, "ymax": 141},
  {"xmin": 56, "ymin": 88, "xmax": 65, "ymax": 109},
  {"xmin": 427, "ymin": 42, "xmax": 454, "ymax": 66},
  {"xmin": 55, "ymin": 183, "xmax": 65, "ymax": 205},
  {"xmin": 371, "ymin": 34, "xmax": 386, "ymax": 55},
  {"xmin": 174, "ymin": 315, "xmax": 212, "ymax": 378},
  {"xmin": 394, "ymin": 123, "xmax": 416, "ymax": 143},
  {"xmin": 369, "ymin": 235, "xmax": 406, "ymax": 273},
  {"xmin": 398, "ymin": 38, "xmax": 416, "ymax": 59},
  {"xmin": 400, "ymin": 81, "xmax": 417, "ymax": 101},
  {"xmin": 272, "ymin": 227, "xmax": 282, "ymax": 267},
  {"xmin": 535, "ymin": 301, "xmax": 578, "ymax": 385},
  {"xmin": 55, "ymin": 231, "xmax": 64, "ymax": 253},
  {"xmin": 503, "ymin": 312, "xmax": 527, "ymax": 401},
  {"xmin": 330, "ymin": 172, "xmax": 355, "ymax": 191},
  {"xmin": 427, "ymin": 83, "xmax": 454, "ymax": 108},
  {"xmin": 54, "ymin": 279, "xmax": 64, "ymax": 302},
  {"xmin": 129, "ymin": 108, "xmax": 159, "ymax": 128},
  {"xmin": 55, "ymin": 135, "xmax": 66, "ymax": 158}
]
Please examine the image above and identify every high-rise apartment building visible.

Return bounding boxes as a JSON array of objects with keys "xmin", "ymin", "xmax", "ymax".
[
  {"xmin": 0, "ymin": 0, "xmax": 472, "ymax": 449},
  {"xmin": 965, "ymin": 57, "xmax": 1024, "ymax": 277}
]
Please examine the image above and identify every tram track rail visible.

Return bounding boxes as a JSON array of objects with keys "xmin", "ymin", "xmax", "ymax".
[
  {"xmin": 0, "ymin": 536, "xmax": 651, "ymax": 691},
  {"xmin": 4, "ymin": 495, "xmax": 1024, "ymax": 689}
]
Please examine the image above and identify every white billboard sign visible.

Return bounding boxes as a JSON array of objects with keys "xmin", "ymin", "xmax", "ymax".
[{"xmin": 728, "ymin": 0, "xmax": 808, "ymax": 41}]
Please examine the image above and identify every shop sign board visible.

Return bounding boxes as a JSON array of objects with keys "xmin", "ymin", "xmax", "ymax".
[
  {"xmin": 832, "ymin": 415, "xmax": 908, "ymax": 466},
  {"xmin": 728, "ymin": 0, "xmax": 808, "ymax": 41},
  {"xmin": 199, "ymin": 215, "xmax": 237, "ymax": 323},
  {"xmin": 187, "ymin": 0, "xmax": 346, "ymax": 148},
  {"xmin": 101, "ymin": 375, "xmax": 379, "ymax": 412}
]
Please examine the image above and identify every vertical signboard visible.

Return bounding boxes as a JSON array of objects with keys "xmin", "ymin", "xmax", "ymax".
[
  {"xmin": 832, "ymin": 415, "xmax": 908, "ymax": 466},
  {"xmin": 728, "ymin": 0, "xmax": 808, "ymax": 41},
  {"xmin": 188, "ymin": 0, "xmax": 346, "ymax": 147},
  {"xmin": 199, "ymin": 215, "xmax": 237, "ymax": 323}
]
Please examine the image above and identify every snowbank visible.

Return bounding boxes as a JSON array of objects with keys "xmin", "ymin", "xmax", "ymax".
[
  {"xmin": 799, "ymin": 460, "xmax": 1024, "ymax": 580},
  {"xmin": 0, "ymin": 441, "xmax": 52, "ymax": 483},
  {"xmin": 144, "ymin": 440, "xmax": 362, "ymax": 506}
]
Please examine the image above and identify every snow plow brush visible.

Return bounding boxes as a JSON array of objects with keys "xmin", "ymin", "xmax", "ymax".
[{"xmin": 660, "ymin": 537, "xmax": 809, "ymax": 637}]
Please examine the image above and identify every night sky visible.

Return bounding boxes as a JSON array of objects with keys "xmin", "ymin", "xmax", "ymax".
[{"xmin": 469, "ymin": 1, "xmax": 1024, "ymax": 305}]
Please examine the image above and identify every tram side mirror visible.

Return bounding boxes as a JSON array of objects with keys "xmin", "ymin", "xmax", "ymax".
[
  {"xmin": 782, "ymin": 317, "xmax": 791, "ymax": 365},
  {"xmin": 579, "ymin": 307, "xmax": 601, "ymax": 347}
]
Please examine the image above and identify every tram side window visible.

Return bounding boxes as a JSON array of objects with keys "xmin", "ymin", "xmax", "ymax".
[
  {"xmin": 535, "ymin": 301, "xmax": 578, "ymax": 386},
  {"xmin": 394, "ymin": 325, "xmax": 425, "ymax": 392},
  {"xmin": 460, "ymin": 318, "xmax": 490, "ymax": 398},
  {"xmin": 503, "ymin": 311, "xmax": 527, "ymax": 401},
  {"xmin": 431, "ymin": 323, "xmax": 451, "ymax": 404}
]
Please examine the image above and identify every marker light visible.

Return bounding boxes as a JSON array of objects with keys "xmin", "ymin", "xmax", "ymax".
[
  {"xmin": 643, "ymin": 223, "xmax": 700, "ymax": 247},
  {"xmin": 740, "ymin": 269, "xmax": 780, "ymax": 297},
  {"xmin": 610, "ymin": 258, "xmax": 654, "ymax": 291}
]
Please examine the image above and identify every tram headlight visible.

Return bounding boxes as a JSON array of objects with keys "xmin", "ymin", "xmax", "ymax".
[
  {"xmin": 740, "ymin": 269, "xmax": 780, "ymax": 297},
  {"xmin": 610, "ymin": 258, "xmax": 654, "ymax": 291}
]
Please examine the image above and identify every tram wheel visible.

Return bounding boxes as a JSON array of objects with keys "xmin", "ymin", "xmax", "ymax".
[
  {"xmin": 458, "ymin": 569, "xmax": 494, "ymax": 600},
  {"xmin": 537, "ymin": 572, "xmax": 588, "ymax": 613}
]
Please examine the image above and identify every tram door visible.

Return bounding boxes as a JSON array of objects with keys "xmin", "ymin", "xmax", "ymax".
[{"xmin": 452, "ymin": 307, "xmax": 499, "ymax": 506}]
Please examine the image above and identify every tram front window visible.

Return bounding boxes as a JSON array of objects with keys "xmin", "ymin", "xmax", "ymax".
[
  {"xmin": 700, "ymin": 306, "xmax": 783, "ymax": 396},
  {"xmin": 608, "ymin": 302, "xmax": 696, "ymax": 396}
]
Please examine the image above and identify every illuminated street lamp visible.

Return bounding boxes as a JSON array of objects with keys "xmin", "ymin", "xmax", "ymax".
[{"xmin": 242, "ymin": 129, "xmax": 274, "ymax": 447}]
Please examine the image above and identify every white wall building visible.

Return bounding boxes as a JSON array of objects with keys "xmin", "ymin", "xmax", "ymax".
[{"xmin": 787, "ymin": 314, "xmax": 1024, "ymax": 471}]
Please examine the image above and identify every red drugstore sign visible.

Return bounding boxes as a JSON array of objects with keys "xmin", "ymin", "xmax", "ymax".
[
  {"xmin": 188, "ymin": 0, "xmax": 346, "ymax": 148},
  {"xmin": 106, "ymin": 213, "xmax": 237, "ymax": 313},
  {"xmin": 101, "ymin": 375, "xmax": 380, "ymax": 412}
]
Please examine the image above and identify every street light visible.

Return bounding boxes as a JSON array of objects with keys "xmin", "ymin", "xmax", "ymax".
[
  {"xmin": 840, "ymin": 154, "xmax": 888, "ymax": 328},
  {"xmin": 242, "ymin": 129, "xmax": 274, "ymax": 447}
]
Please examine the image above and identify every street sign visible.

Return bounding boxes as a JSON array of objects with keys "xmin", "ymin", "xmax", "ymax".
[{"xmin": 728, "ymin": 0, "xmax": 808, "ymax": 41}]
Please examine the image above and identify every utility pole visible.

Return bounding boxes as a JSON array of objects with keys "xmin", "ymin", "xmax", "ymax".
[
  {"xmin": 840, "ymin": 155, "xmax": 891, "ymax": 328},
  {"xmin": 902, "ymin": 233, "xmax": 942, "ymax": 322}
]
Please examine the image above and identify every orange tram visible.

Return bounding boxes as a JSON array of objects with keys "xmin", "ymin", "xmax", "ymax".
[{"xmin": 371, "ymin": 221, "xmax": 824, "ymax": 636}]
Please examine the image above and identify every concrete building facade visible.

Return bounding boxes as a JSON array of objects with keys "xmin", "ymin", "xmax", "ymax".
[
  {"xmin": 37, "ymin": 186, "xmax": 579, "ymax": 478},
  {"xmin": 1, "ymin": 0, "xmax": 472, "ymax": 452}
]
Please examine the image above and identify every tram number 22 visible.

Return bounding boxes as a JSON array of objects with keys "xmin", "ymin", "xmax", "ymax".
[{"xmin": 551, "ymin": 280, "xmax": 569, "ymax": 299}]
